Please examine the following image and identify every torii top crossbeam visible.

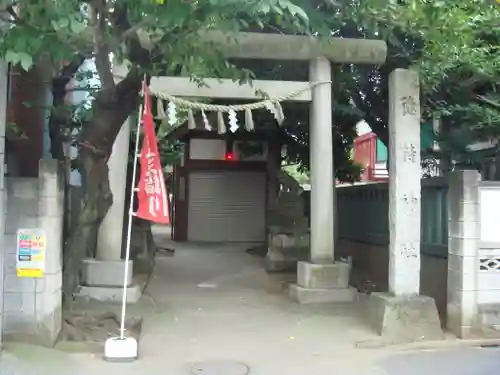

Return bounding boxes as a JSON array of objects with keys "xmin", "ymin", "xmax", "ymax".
[
  {"xmin": 116, "ymin": 31, "xmax": 387, "ymax": 101},
  {"xmin": 202, "ymin": 32, "xmax": 387, "ymax": 64}
]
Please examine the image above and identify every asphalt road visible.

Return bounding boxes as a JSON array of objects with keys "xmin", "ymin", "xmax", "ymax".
[
  {"xmin": 379, "ymin": 347, "xmax": 500, "ymax": 375},
  {"xmin": 0, "ymin": 345, "xmax": 499, "ymax": 375}
]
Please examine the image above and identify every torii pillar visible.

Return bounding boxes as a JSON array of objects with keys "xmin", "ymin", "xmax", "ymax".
[
  {"xmin": 288, "ymin": 41, "xmax": 389, "ymax": 303},
  {"xmin": 79, "ymin": 68, "xmax": 141, "ymax": 302},
  {"xmin": 290, "ymin": 56, "xmax": 357, "ymax": 303},
  {"xmin": 80, "ymin": 117, "xmax": 141, "ymax": 303}
]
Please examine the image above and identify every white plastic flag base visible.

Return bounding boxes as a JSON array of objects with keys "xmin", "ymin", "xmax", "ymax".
[{"xmin": 104, "ymin": 336, "xmax": 138, "ymax": 362}]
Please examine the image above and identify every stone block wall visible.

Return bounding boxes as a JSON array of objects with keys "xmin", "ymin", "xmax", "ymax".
[
  {"xmin": 446, "ymin": 170, "xmax": 481, "ymax": 338},
  {"xmin": 3, "ymin": 159, "xmax": 64, "ymax": 346}
]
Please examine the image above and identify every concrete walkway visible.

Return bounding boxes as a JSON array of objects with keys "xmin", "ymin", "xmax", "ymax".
[
  {"xmin": 3, "ymin": 225, "xmax": 499, "ymax": 374},
  {"xmin": 132, "ymin": 226, "xmax": 385, "ymax": 374}
]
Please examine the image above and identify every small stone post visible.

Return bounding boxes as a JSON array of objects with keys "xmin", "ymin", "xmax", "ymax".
[
  {"xmin": 289, "ymin": 57, "xmax": 354, "ymax": 304},
  {"xmin": 367, "ymin": 69, "xmax": 443, "ymax": 342}
]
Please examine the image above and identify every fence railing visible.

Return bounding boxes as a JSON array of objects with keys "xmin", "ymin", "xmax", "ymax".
[
  {"xmin": 337, "ymin": 182, "xmax": 388, "ymax": 246},
  {"xmin": 421, "ymin": 178, "xmax": 448, "ymax": 257},
  {"xmin": 337, "ymin": 177, "xmax": 448, "ymax": 258}
]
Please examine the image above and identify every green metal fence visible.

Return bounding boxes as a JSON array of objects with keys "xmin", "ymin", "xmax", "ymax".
[
  {"xmin": 420, "ymin": 178, "xmax": 448, "ymax": 257},
  {"xmin": 337, "ymin": 178, "xmax": 448, "ymax": 258}
]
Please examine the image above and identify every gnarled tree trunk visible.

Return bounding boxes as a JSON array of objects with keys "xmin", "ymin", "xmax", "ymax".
[{"xmin": 62, "ymin": 68, "xmax": 142, "ymax": 304}]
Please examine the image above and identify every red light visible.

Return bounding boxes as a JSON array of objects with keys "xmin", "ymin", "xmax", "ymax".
[{"xmin": 225, "ymin": 152, "xmax": 234, "ymax": 161}]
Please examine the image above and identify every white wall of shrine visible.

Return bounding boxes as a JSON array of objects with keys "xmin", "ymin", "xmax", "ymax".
[
  {"xmin": 189, "ymin": 138, "xmax": 268, "ymax": 161},
  {"xmin": 189, "ymin": 139, "xmax": 226, "ymax": 160}
]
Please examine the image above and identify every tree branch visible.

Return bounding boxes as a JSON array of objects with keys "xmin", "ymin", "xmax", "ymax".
[
  {"xmin": 80, "ymin": 65, "xmax": 142, "ymax": 157},
  {"xmin": 475, "ymin": 94, "xmax": 500, "ymax": 110},
  {"xmin": 110, "ymin": 3, "xmax": 158, "ymax": 67},
  {"xmin": 90, "ymin": 0, "xmax": 114, "ymax": 90}
]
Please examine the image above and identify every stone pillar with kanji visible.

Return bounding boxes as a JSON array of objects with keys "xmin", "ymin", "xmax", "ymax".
[{"xmin": 366, "ymin": 68, "xmax": 443, "ymax": 342}]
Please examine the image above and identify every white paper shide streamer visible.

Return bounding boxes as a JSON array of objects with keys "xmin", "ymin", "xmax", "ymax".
[
  {"xmin": 228, "ymin": 109, "xmax": 238, "ymax": 133},
  {"xmin": 167, "ymin": 101, "xmax": 177, "ymax": 126},
  {"xmin": 146, "ymin": 81, "xmax": 330, "ymax": 132}
]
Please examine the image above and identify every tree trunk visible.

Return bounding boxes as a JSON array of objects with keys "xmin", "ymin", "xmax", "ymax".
[
  {"xmin": 62, "ymin": 69, "xmax": 142, "ymax": 304},
  {"xmin": 63, "ymin": 152, "xmax": 112, "ymax": 303}
]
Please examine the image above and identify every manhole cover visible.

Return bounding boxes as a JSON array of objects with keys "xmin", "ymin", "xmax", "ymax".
[{"xmin": 190, "ymin": 360, "xmax": 249, "ymax": 375}]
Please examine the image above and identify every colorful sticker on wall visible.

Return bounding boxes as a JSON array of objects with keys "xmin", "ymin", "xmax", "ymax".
[{"xmin": 16, "ymin": 229, "xmax": 46, "ymax": 278}]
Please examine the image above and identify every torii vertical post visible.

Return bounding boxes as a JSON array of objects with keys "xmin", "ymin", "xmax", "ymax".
[
  {"xmin": 96, "ymin": 118, "xmax": 131, "ymax": 262},
  {"xmin": 289, "ymin": 56, "xmax": 354, "ymax": 303},
  {"xmin": 309, "ymin": 56, "xmax": 334, "ymax": 264}
]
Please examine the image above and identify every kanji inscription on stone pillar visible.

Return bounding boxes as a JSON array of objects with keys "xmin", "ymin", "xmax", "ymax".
[
  {"xmin": 401, "ymin": 193, "xmax": 419, "ymax": 214},
  {"xmin": 403, "ymin": 143, "xmax": 417, "ymax": 163},
  {"xmin": 400, "ymin": 96, "xmax": 418, "ymax": 116},
  {"xmin": 388, "ymin": 68, "xmax": 421, "ymax": 297}
]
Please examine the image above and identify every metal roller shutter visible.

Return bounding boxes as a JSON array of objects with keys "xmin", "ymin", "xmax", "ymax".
[{"xmin": 188, "ymin": 171, "xmax": 266, "ymax": 242}]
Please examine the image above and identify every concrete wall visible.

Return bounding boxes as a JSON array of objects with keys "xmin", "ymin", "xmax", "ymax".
[
  {"xmin": 3, "ymin": 159, "xmax": 63, "ymax": 346},
  {"xmin": 337, "ymin": 239, "xmax": 448, "ymax": 326}
]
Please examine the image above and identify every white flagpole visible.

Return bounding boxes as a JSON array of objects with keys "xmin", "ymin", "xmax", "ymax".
[{"xmin": 119, "ymin": 104, "xmax": 143, "ymax": 339}]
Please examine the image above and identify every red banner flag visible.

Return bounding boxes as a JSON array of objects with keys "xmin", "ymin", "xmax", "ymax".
[{"xmin": 135, "ymin": 82, "xmax": 170, "ymax": 224}]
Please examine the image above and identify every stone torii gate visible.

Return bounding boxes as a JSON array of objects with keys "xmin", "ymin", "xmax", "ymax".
[{"xmin": 95, "ymin": 32, "xmax": 442, "ymax": 340}]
